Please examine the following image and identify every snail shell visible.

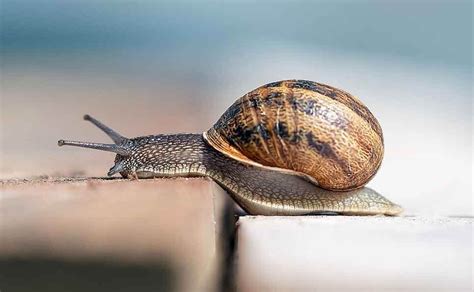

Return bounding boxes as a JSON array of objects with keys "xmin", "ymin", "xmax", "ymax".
[{"xmin": 204, "ymin": 80, "xmax": 384, "ymax": 191}]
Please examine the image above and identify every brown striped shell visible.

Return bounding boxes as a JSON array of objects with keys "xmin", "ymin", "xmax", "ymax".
[{"xmin": 203, "ymin": 80, "xmax": 384, "ymax": 191}]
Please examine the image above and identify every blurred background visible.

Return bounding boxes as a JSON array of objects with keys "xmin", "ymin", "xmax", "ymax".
[{"xmin": 1, "ymin": 0, "xmax": 472, "ymax": 216}]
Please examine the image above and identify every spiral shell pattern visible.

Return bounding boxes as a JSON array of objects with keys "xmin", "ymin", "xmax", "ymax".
[{"xmin": 204, "ymin": 80, "xmax": 384, "ymax": 191}]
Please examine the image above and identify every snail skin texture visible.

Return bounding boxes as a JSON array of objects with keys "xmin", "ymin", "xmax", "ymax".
[{"xmin": 58, "ymin": 80, "xmax": 402, "ymax": 216}]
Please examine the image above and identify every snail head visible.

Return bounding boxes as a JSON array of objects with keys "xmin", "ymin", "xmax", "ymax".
[{"xmin": 58, "ymin": 115, "xmax": 133, "ymax": 176}]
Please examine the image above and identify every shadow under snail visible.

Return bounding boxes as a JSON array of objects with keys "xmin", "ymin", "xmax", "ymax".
[{"xmin": 58, "ymin": 79, "xmax": 402, "ymax": 216}]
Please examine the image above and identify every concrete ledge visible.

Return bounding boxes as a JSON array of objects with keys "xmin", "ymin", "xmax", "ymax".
[
  {"xmin": 236, "ymin": 216, "xmax": 472, "ymax": 292},
  {"xmin": 0, "ymin": 177, "xmax": 235, "ymax": 292}
]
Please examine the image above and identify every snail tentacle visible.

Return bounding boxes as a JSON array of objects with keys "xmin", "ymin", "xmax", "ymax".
[
  {"xmin": 83, "ymin": 114, "xmax": 128, "ymax": 145},
  {"xmin": 58, "ymin": 140, "xmax": 131, "ymax": 156},
  {"xmin": 58, "ymin": 115, "xmax": 132, "ymax": 156}
]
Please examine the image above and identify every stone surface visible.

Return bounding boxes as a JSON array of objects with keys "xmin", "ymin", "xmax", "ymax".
[
  {"xmin": 236, "ymin": 216, "xmax": 473, "ymax": 292},
  {"xmin": 0, "ymin": 177, "xmax": 235, "ymax": 292}
]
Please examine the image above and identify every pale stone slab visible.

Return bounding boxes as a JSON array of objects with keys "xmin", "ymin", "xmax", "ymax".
[
  {"xmin": 0, "ymin": 177, "xmax": 234, "ymax": 292},
  {"xmin": 236, "ymin": 216, "xmax": 472, "ymax": 292}
]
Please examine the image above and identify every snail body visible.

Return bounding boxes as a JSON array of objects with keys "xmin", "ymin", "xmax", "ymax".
[{"xmin": 58, "ymin": 80, "xmax": 402, "ymax": 216}]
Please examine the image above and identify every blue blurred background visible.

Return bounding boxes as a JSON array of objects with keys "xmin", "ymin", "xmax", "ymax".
[{"xmin": 1, "ymin": 0, "xmax": 472, "ymax": 215}]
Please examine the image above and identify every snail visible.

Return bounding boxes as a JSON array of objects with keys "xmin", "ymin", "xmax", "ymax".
[{"xmin": 58, "ymin": 80, "xmax": 402, "ymax": 216}]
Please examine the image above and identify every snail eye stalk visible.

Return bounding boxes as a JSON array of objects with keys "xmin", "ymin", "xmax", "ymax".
[
  {"xmin": 58, "ymin": 115, "xmax": 131, "ymax": 156},
  {"xmin": 83, "ymin": 114, "xmax": 127, "ymax": 145},
  {"xmin": 57, "ymin": 140, "xmax": 131, "ymax": 156}
]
